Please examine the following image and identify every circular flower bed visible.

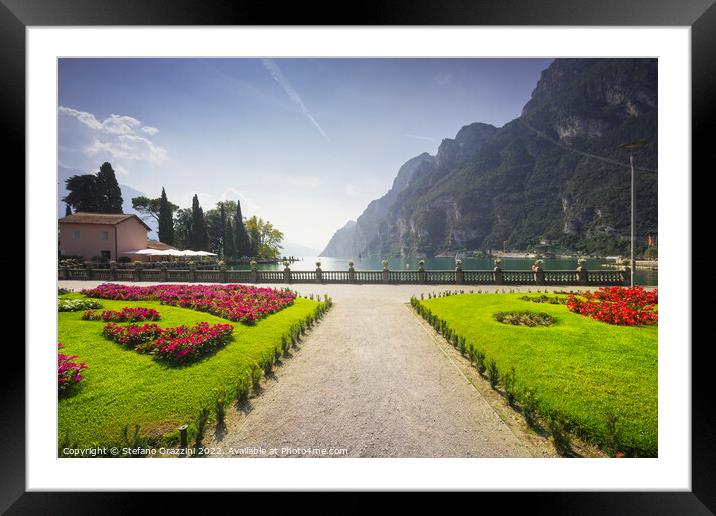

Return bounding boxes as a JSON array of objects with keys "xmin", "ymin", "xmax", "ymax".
[
  {"xmin": 494, "ymin": 311, "xmax": 555, "ymax": 327},
  {"xmin": 566, "ymin": 286, "xmax": 657, "ymax": 326}
]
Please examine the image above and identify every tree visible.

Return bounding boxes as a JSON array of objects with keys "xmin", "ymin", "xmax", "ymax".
[
  {"xmin": 95, "ymin": 162, "xmax": 124, "ymax": 213},
  {"xmin": 190, "ymin": 194, "xmax": 209, "ymax": 251},
  {"xmin": 234, "ymin": 200, "xmax": 251, "ymax": 258},
  {"xmin": 65, "ymin": 204, "xmax": 72, "ymax": 216},
  {"xmin": 224, "ymin": 218, "xmax": 236, "ymax": 260},
  {"xmin": 158, "ymin": 187, "xmax": 175, "ymax": 245},
  {"xmin": 173, "ymin": 208, "xmax": 193, "ymax": 250},
  {"xmin": 245, "ymin": 216, "xmax": 284, "ymax": 259},
  {"xmin": 63, "ymin": 174, "xmax": 99, "ymax": 212},
  {"xmin": 63, "ymin": 162, "xmax": 124, "ymax": 214},
  {"xmin": 132, "ymin": 195, "xmax": 179, "ymax": 224}
]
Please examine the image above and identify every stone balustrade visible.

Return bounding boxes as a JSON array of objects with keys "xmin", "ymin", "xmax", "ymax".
[{"xmin": 58, "ymin": 264, "xmax": 631, "ymax": 286}]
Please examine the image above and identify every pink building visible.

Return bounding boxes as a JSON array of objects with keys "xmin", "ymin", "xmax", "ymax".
[{"xmin": 58, "ymin": 212, "xmax": 153, "ymax": 261}]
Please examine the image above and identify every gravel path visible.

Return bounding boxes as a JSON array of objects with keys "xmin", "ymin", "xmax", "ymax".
[{"xmin": 60, "ymin": 281, "xmax": 565, "ymax": 458}]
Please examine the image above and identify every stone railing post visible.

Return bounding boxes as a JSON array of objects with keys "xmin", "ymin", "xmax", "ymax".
[
  {"xmin": 283, "ymin": 261, "xmax": 291, "ymax": 283},
  {"xmin": 133, "ymin": 261, "xmax": 143, "ymax": 282},
  {"xmin": 418, "ymin": 260, "xmax": 426, "ymax": 283},
  {"xmin": 59, "ymin": 265, "xmax": 69, "ymax": 280},
  {"xmin": 250, "ymin": 261, "xmax": 258, "ymax": 283},
  {"xmin": 315, "ymin": 261, "xmax": 323, "ymax": 283},
  {"xmin": 109, "ymin": 260, "xmax": 118, "ymax": 281},
  {"xmin": 219, "ymin": 262, "xmax": 227, "ymax": 283},
  {"xmin": 382, "ymin": 260, "xmax": 390, "ymax": 284},
  {"xmin": 159, "ymin": 262, "xmax": 168, "ymax": 282},
  {"xmin": 493, "ymin": 259, "xmax": 503, "ymax": 285},
  {"xmin": 623, "ymin": 265, "xmax": 632, "ymax": 286},
  {"xmin": 455, "ymin": 260, "xmax": 464, "ymax": 285},
  {"xmin": 348, "ymin": 261, "xmax": 355, "ymax": 283},
  {"xmin": 533, "ymin": 260, "xmax": 545, "ymax": 285},
  {"xmin": 576, "ymin": 266, "xmax": 588, "ymax": 285},
  {"xmin": 188, "ymin": 261, "xmax": 196, "ymax": 283}
]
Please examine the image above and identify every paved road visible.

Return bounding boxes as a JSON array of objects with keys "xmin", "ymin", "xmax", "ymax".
[{"xmin": 60, "ymin": 281, "xmax": 562, "ymax": 457}]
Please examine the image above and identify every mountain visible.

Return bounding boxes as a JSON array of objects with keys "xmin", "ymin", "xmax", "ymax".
[
  {"xmin": 320, "ymin": 58, "xmax": 657, "ymax": 258},
  {"xmin": 58, "ymin": 165, "xmax": 158, "ymax": 238}
]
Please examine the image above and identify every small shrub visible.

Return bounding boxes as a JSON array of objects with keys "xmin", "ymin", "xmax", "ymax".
[
  {"xmin": 604, "ymin": 409, "xmax": 622, "ymax": 457},
  {"xmin": 487, "ymin": 359, "xmax": 499, "ymax": 389},
  {"xmin": 215, "ymin": 392, "xmax": 227, "ymax": 426},
  {"xmin": 250, "ymin": 364, "xmax": 263, "ymax": 393},
  {"xmin": 546, "ymin": 414, "xmax": 571, "ymax": 455},
  {"xmin": 522, "ymin": 388, "xmax": 539, "ymax": 429},
  {"xmin": 236, "ymin": 374, "xmax": 251, "ymax": 403},
  {"xmin": 281, "ymin": 335, "xmax": 291, "ymax": 356},
  {"xmin": 260, "ymin": 353, "xmax": 274, "ymax": 376},
  {"xmin": 195, "ymin": 408, "xmax": 210, "ymax": 445},
  {"xmin": 476, "ymin": 351, "xmax": 486, "ymax": 375},
  {"xmin": 502, "ymin": 367, "xmax": 517, "ymax": 406},
  {"xmin": 458, "ymin": 336, "xmax": 467, "ymax": 356}
]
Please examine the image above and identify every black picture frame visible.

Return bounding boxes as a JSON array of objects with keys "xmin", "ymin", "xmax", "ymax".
[{"xmin": 6, "ymin": 0, "xmax": 709, "ymax": 512}]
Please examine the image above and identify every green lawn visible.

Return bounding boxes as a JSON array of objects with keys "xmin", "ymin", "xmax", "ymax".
[
  {"xmin": 418, "ymin": 293, "xmax": 657, "ymax": 456},
  {"xmin": 58, "ymin": 292, "xmax": 322, "ymax": 448}
]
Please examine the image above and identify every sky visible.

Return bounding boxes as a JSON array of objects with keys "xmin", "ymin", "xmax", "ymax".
[{"xmin": 58, "ymin": 58, "xmax": 553, "ymax": 251}]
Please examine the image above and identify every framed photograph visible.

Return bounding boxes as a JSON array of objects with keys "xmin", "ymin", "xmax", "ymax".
[{"xmin": 7, "ymin": 0, "xmax": 709, "ymax": 511}]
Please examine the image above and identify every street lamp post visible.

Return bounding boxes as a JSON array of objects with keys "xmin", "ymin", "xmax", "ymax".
[
  {"xmin": 629, "ymin": 154, "xmax": 635, "ymax": 288},
  {"xmin": 619, "ymin": 140, "xmax": 647, "ymax": 288}
]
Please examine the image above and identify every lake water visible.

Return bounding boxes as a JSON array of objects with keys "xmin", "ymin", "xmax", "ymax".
[{"xmin": 230, "ymin": 256, "xmax": 657, "ymax": 286}]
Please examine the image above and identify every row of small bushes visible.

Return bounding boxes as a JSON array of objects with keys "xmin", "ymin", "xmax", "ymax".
[{"xmin": 410, "ymin": 295, "xmax": 627, "ymax": 457}]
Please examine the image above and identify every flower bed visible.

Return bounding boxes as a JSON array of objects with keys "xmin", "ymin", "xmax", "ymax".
[
  {"xmin": 154, "ymin": 322, "xmax": 234, "ymax": 364},
  {"xmin": 494, "ymin": 310, "xmax": 555, "ymax": 327},
  {"xmin": 58, "ymin": 343, "xmax": 88, "ymax": 393},
  {"xmin": 103, "ymin": 321, "xmax": 234, "ymax": 363},
  {"xmin": 82, "ymin": 307, "xmax": 161, "ymax": 322},
  {"xmin": 103, "ymin": 322, "xmax": 165, "ymax": 347},
  {"xmin": 83, "ymin": 283, "xmax": 296, "ymax": 324},
  {"xmin": 566, "ymin": 286, "xmax": 658, "ymax": 326},
  {"xmin": 58, "ymin": 299, "xmax": 103, "ymax": 312}
]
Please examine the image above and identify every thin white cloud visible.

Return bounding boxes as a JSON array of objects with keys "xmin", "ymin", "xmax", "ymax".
[
  {"xmin": 404, "ymin": 134, "xmax": 435, "ymax": 142},
  {"xmin": 261, "ymin": 59, "xmax": 330, "ymax": 142},
  {"xmin": 58, "ymin": 106, "xmax": 103, "ymax": 130},
  {"xmin": 85, "ymin": 134, "xmax": 167, "ymax": 163},
  {"xmin": 60, "ymin": 105, "xmax": 167, "ymax": 164}
]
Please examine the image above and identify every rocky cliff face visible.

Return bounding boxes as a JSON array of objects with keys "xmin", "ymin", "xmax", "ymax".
[{"xmin": 321, "ymin": 58, "xmax": 657, "ymax": 258}]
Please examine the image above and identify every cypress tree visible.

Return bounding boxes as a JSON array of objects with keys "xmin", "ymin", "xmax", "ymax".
[
  {"xmin": 190, "ymin": 194, "xmax": 209, "ymax": 251},
  {"xmin": 158, "ymin": 187, "xmax": 175, "ymax": 245},
  {"xmin": 224, "ymin": 218, "xmax": 236, "ymax": 260},
  {"xmin": 96, "ymin": 162, "xmax": 124, "ymax": 213},
  {"xmin": 234, "ymin": 200, "xmax": 251, "ymax": 258}
]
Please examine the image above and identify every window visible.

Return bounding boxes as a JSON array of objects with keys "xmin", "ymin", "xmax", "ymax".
[
  {"xmin": 72, "ymin": 230, "xmax": 80, "ymax": 240},
  {"xmin": 100, "ymin": 231, "xmax": 109, "ymax": 240}
]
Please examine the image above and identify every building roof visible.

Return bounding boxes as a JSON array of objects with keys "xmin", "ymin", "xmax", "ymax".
[
  {"xmin": 146, "ymin": 240, "xmax": 176, "ymax": 250},
  {"xmin": 59, "ymin": 212, "xmax": 152, "ymax": 231}
]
